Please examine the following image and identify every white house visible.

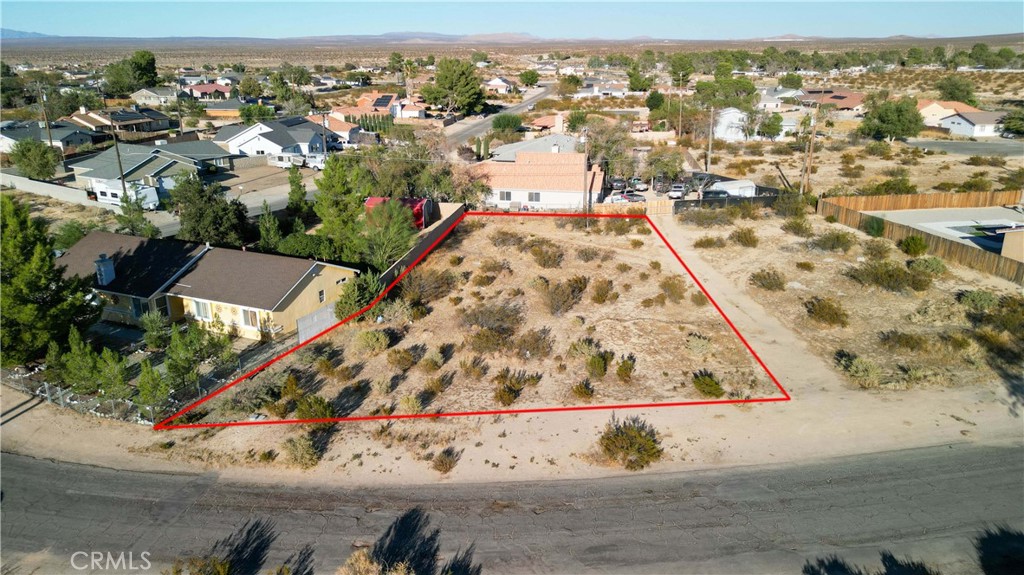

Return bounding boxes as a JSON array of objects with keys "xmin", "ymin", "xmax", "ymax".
[
  {"xmin": 939, "ymin": 111, "xmax": 1006, "ymax": 138},
  {"xmin": 391, "ymin": 100, "xmax": 427, "ymax": 119},
  {"xmin": 756, "ymin": 91, "xmax": 784, "ymax": 111},
  {"xmin": 471, "ymin": 152, "xmax": 604, "ymax": 211},
  {"xmin": 917, "ymin": 100, "xmax": 982, "ymax": 127},
  {"xmin": 130, "ymin": 87, "xmax": 189, "ymax": 107},
  {"xmin": 713, "ymin": 107, "xmax": 751, "ymax": 142},
  {"xmin": 0, "ymin": 120, "xmax": 101, "ymax": 153},
  {"xmin": 483, "ymin": 77, "xmax": 517, "ymax": 95},
  {"xmin": 213, "ymin": 117, "xmax": 327, "ymax": 156}
]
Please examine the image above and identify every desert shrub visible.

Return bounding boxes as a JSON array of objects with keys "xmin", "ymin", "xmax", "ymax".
[
  {"xmin": 685, "ymin": 332, "xmax": 713, "ymax": 355},
  {"xmin": 378, "ymin": 298, "xmax": 413, "ymax": 323},
  {"xmin": 591, "ymin": 279, "xmax": 618, "ymax": 304},
  {"xmin": 630, "ymin": 239, "xmax": 644, "ymax": 249},
  {"xmin": 772, "ymin": 191, "xmax": 808, "ymax": 217},
  {"xmin": 599, "ymin": 415, "xmax": 664, "ymax": 471},
  {"xmin": 729, "ymin": 227, "xmax": 759, "ymax": 248},
  {"xmin": 846, "ymin": 357, "xmax": 881, "ymax": 383},
  {"xmin": 568, "ymin": 337, "xmax": 602, "ymax": 359},
  {"xmin": 880, "ymin": 330, "xmax": 929, "ymax": 352},
  {"xmin": 315, "ymin": 359, "xmax": 335, "ymax": 379},
  {"xmin": 572, "ymin": 379, "xmax": 595, "ymax": 400},
  {"xmin": 795, "ymin": 261, "xmax": 815, "ymax": 272},
  {"xmin": 749, "ymin": 268, "xmax": 786, "ymax": 291},
  {"xmin": 432, "ymin": 447, "xmax": 461, "ymax": 474},
  {"xmin": 898, "ymin": 235, "xmax": 928, "ymax": 257},
  {"xmin": 981, "ymin": 294, "xmax": 1024, "ymax": 335},
  {"xmin": 616, "ymin": 356, "xmax": 636, "ymax": 383},
  {"xmin": 449, "ymin": 296, "xmax": 463, "ymax": 306},
  {"xmin": 479, "ymin": 258, "xmax": 510, "ymax": 274},
  {"xmin": 448, "ymin": 255, "xmax": 464, "ymax": 266},
  {"xmin": 863, "ymin": 238, "xmax": 891, "ymax": 261},
  {"xmin": 493, "ymin": 367, "xmax": 541, "ymax": 389},
  {"xmin": 401, "ymin": 268, "xmax": 457, "ymax": 304},
  {"xmin": 957, "ymin": 172, "xmax": 992, "ymax": 193},
  {"xmin": 861, "ymin": 216, "xmax": 886, "ymax": 238},
  {"xmin": 692, "ymin": 369, "xmax": 725, "ymax": 398},
  {"xmin": 335, "ymin": 364, "xmax": 356, "ymax": 381},
  {"xmin": 282, "ymin": 433, "xmax": 320, "ymax": 468},
  {"xmin": 266, "ymin": 401, "xmax": 291, "ymax": 419},
  {"xmin": 294, "ymin": 395, "xmax": 336, "ymax": 430},
  {"xmin": 420, "ymin": 349, "xmax": 444, "ymax": 372},
  {"xmin": 805, "ymin": 296, "xmax": 850, "ymax": 327},
  {"xmin": 966, "ymin": 155, "xmax": 1006, "ymax": 167},
  {"xmin": 466, "ymin": 329, "xmax": 506, "ymax": 354},
  {"xmin": 958, "ymin": 289, "xmax": 998, "ymax": 312},
  {"xmin": 678, "ymin": 209, "xmax": 734, "ymax": 228},
  {"xmin": 693, "ymin": 235, "xmax": 728, "ymax": 248},
  {"xmin": 587, "ymin": 353, "xmax": 610, "ymax": 379},
  {"xmin": 734, "ymin": 201, "xmax": 761, "ymax": 221},
  {"xmin": 649, "ymin": 260, "xmax": 662, "ymax": 272},
  {"xmin": 910, "ymin": 257, "xmax": 946, "ymax": 276},
  {"xmin": 372, "ymin": 377, "xmax": 392, "ymax": 395},
  {"xmin": 615, "ymin": 262, "xmax": 632, "ymax": 273},
  {"xmin": 387, "ymin": 347, "xmax": 416, "ymax": 371},
  {"xmin": 577, "ymin": 247, "xmax": 601, "ymax": 262},
  {"xmin": 864, "ymin": 140, "xmax": 891, "ymax": 156},
  {"xmin": 811, "ymin": 230, "xmax": 856, "ymax": 253},
  {"xmin": 781, "ymin": 217, "xmax": 814, "ymax": 238},
  {"xmin": 399, "ymin": 395, "xmax": 422, "ymax": 414},
  {"xmin": 515, "ymin": 328, "xmax": 553, "ymax": 359},
  {"xmin": 459, "ymin": 355, "xmax": 488, "ymax": 379},
  {"xmin": 494, "ymin": 384, "xmax": 519, "ymax": 406},
  {"xmin": 490, "ymin": 229, "xmax": 525, "ymax": 247},
  {"xmin": 472, "ymin": 274, "xmax": 497, "ymax": 287},
  {"xmin": 846, "ymin": 261, "xmax": 931, "ymax": 292},
  {"xmin": 690, "ymin": 291, "xmax": 709, "ymax": 306},
  {"xmin": 356, "ymin": 330, "xmax": 390, "ymax": 355},
  {"xmin": 659, "ymin": 275, "xmax": 688, "ymax": 303},
  {"xmin": 862, "ymin": 177, "xmax": 917, "ymax": 196},
  {"xmin": 424, "ymin": 374, "xmax": 448, "ymax": 395},
  {"xmin": 461, "ymin": 302, "xmax": 523, "ymax": 335},
  {"xmin": 542, "ymin": 275, "xmax": 589, "ymax": 316},
  {"xmin": 825, "ymin": 215, "xmax": 838, "ymax": 223}
]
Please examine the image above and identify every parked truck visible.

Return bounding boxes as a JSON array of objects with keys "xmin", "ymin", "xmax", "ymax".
[{"xmin": 706, "ymin": 179, "xmax": 757, "ymax": 198}]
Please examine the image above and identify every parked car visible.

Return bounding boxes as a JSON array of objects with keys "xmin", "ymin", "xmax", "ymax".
[
  {"xmin": 702, "ymin": 190, "xmax": 730, "ymax": 199},
  {"xmin": 667, "ymin": 183, "xmax": 687, "ymax": 199},
  {"xmin": 621, "ymin": 192, "xmax": 646, "ymax": 202},
  {"xmin": 527, "ymin": 103, "xmax": 536, "ymax": 111},
  {"xmin": 629, "ymin": 177, "xmax": 649, "ymax": 191},
  {"xmin": 609, "ymin": 178, "xmax": 627, "ymax": 192},
  {"xmin": 603, "ymin": 192, "xmax": 645, "ymax": 204}
]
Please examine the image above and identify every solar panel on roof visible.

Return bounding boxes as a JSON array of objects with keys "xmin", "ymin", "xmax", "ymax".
[{"xmin": 372, "ymin": 96, "xmax": 392, "ymax": 108}]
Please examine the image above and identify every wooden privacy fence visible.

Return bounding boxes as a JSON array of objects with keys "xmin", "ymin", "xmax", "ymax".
[{"xmin": 817, "ymin": 191, "xmax": 1024, "ymax": 285}]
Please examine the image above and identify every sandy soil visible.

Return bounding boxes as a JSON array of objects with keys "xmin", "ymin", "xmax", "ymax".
[
  {"xmin": 4, "ymin": 212, "xmax": 1021, "ymax": 486},
  {"xmin": 1, "ymin": 189, "xmax": 117, "ymax": 230}
]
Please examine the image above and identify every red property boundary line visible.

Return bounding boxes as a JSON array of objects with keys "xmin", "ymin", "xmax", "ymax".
[{"xmin": 155, "ymin": 211, "xmax": 790, "ymax": 431}]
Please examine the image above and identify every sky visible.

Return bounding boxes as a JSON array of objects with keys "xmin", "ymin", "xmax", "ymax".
[{"xmin": 1, "ymin": 1, "xmax": 1022, "ymax": 40}]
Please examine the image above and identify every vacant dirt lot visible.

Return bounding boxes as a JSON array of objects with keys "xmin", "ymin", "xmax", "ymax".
[{"xmin": 1, "ymin": 189, "xmax": 117, "ymax": 230}]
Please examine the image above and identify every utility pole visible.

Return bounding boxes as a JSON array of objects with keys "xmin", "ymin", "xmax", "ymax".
[
  {"xmin": 676, "ymin": 72, "xmax": 683, "ymax": 137},
  {"xmin": 111, "ymin": 129, "xmax": 129, "ymax": 198},
  {"xmin": 799, "ymin": 102, "xmax": 820, "ymax": 196},
  {"xmin": 705, "ymin": 106, "xmax": 714, "ymax": 173},
  {"xmin": 580, "ymin": 127, "xmax": 590, "ymax": 229},
  {"xmin": 35, "ymin": 83, "xmax": 62, "ymax": 170}
]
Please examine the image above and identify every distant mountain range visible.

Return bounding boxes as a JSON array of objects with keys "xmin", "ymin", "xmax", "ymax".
[{"xmin": 0, "ymin": 28, "xmax": 1014, "ymax": 45}]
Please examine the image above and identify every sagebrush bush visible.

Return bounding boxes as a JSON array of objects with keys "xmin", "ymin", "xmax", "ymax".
[
  {"xmin": 862, "ymin": 216, "xmax": 886, "ymax": 238},
  {"xmin": 461, "ymin": 302, "xmax": 523, "ymax": 335},
  {"xmin": 515, "ymin": 328, "xmax": 553, "ymax": 359},
  {"xmin": 678, "ymin": 209, "xmax": 734, "ymax": 228},
  {"xmin": 448, "ymin": 255, "xmax": 464, "ymax": 266},
  {"xmin": 587, "ymin": 353, "xmax": 610, "ymax": 379},
  {"xmin": 729, "ymin": 227, "xmax": 759, "ymax": 248},
  {"xmin": 693, "ymin": 235, "xmax": 728, "ymax": 249},
  {"xmin": 315, "ymin": 358, "xmax": 334, "ymax": 379},
  {"xmin": 490, "ymin": 229, "xmax": 524, "ymax": 247},
  {"xmin": 685, "ymin": 332, "xmax": 713, "ymax": 355},
  {"xmin": 577, "ymin": 247, "xmax": 601, "ymax": 262},
  {"xmin": 472, "ymin": 274, "xmax": 497, "ymax": 287},
  {"xmin": 432, "ymin": 447, "xmax": 461, "ymax": 474},
  {"xmin": 846, "ymin": 357, "xmax": 881, "ymax": 384},
  {"xmin": 862, "ymin": 238, "xmax": 891, "ymax": 261},
  {"xmin": 659, "ymin": 276, "xmax": 688, "ymax": 303},
  {"xmin": 910, "ymin": 257, "xmax": 946, "ymax": 276},
  {"xmin": 795, "ymin": 261, "xmax": 815, "ymax": 272},
  {"xmin": 494, "ymin": 384, "xmax": 519, "ymax": 406},
  {"xmin": 459, "ymin": 355, "xmax": 488, "ymax": 379},
  {"xmin": 615, "ymin": 262, "xmax": 632, "ymax": 273},
  {"xmin": 749, "ymin": 268, "xmax": 786, "ymax": 291},
  {"xmin": 479, "ymin": 258, "xmax": 510, "ymax": 274},
  {"xmin": 649, "ymin": 260, "xmax": 662, "ymax": 272},
  {"xmin": 591, "ymin": 279, "xmax": 618, "ymax": 304},
  {"xmin": 805, "ymin": 296, "xmax": 850, "ymax": 327},
  {"xmin": 401, "ymin": 268, "xmax": 457, "ymax": 304},
  {"xmin": 493, "ymin": 367, "xmax": 541, "ymax": 389},
  {"xmin": 283, "ymin": 433, "xmax": 320, "ymax": 468},
  {"xmin": 959, "ymin": 290, "xmax": 998, "ymax": 312},
  {"xmin": 847, "ymin": 261, "xmax": 931, "ymax": 292},
  {"xmin": 542, "ymin": 276, "xmax": 589, "ymax": 316},
  {"xmin": 372, "ymin": 377, "xmax": 392, "ymax": 395},
  {"xmin": 692, "ymin": 369, "xmax": 725, "ymax": 398},
  {"xmin": 568, "ymin": 337, "xmax": 602, "ymax": 359},
  {"xmin": 781, "ymin": 217, "xmax": 814, "ymax": 238},
  {"xmin": 572, "ymin": 379, "xmax": 595, "ymax": 400},
  {"xmin": 387, "ymin": 347, "xmax": 416, "ymax": 371},
  {"xmin": 399, "ymin": 395, "xmax": 422, "ymax": 414},
  {"xmin": 899, "ymin": 235, "xmax": 928, "ymax": 257},
  {"xmin": 356, "ymin": 330, "xmax": 390, "ymax": 355},
  {"xmin": 616, "ymin": 356, "xmax": 636, "ymax": 383},
  {"xmin": 420, "ymin": 349, "xmax": 444, "ymax": 372},
  {"xmin": 599, "ymin": 415, "xmax": 664, "ymax": 471},
  {"xmin": 811, "ymin": 230, "xmax": 857, "ymax": 253},
  {"xmin": 880, "ymin": 330, "xmax": 929, "ymax": 352},
  {"xmin": 690, "ymin": 291, "xmax": 709, "ymax": 306},
  {"xmin": 334, "ymin": 364, "xmax": 356, "ymax": 381}
]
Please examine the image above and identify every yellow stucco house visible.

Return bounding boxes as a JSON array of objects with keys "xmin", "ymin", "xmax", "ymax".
[{"xmin": 60, "ymin": 231, "xmax": 357, "ymax": 340}]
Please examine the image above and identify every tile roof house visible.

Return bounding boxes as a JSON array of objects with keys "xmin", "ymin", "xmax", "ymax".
[
  {"xmin": 332, "ymin": 91, "xmax": 399, "ymax": 118},
  {"xmin": 130, "ymin": 87, "xmax": 190, "ymax": 107},
  {"xmin": 305, "ymin": 114, "xmax": 362, "ymax": 144},
  {"xmin": 529, "ymin": 113, "xmax": 566, "ymax": 134},
  {"xmin": 186, "ymin": 83, "xmax": 233, "ymax": 100},
  {"xmin": 471, "ymin": 151, "xmax": 604, "ymax": 211},
  {"xmin": 798, "ymin": 88, "xmax": 866, "ymax": 112},
  {"xmin": 916, "ymin": 99, "xmax": 982, "ymax": 127},
  {"xmin": 60, "ymin": 231, "xmax": 358, "ymax": 339},
  {"xmin": 64, "ymin": 106, "xmax": 171, "ymax": 133},
  {"xmin": 0, "ymin": 120, "xmax": 104, "ymax": 153},
  {"xmin": 213, "ymin": 117, "xmax": 327, "ymax": 156},
  {"xmin": 939, "ymin": 111, "xmax": 1007, "ymax": 138}
]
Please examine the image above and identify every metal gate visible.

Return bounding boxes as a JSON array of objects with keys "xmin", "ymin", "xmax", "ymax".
[{"xmin": 296, "ymin": 305, "xmax": 338, "ymax": 345}]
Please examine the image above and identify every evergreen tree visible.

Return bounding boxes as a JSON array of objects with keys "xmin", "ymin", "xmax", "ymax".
[
  {"xmin": 165, "ymin": 327, "xmax": 199, "ymax": 390},
  {"xmin": 420, "ymin": 58, "xmax": 485, "ymax": 115},
  {"xmin": 170, "ymin": 173, "xmax": 248, "ymax": 247},
  {"xmin": 136, "ymin": 359, "xmax": 171, "ymax": 421},
  {"xmin": 363, "ymin": 200, "xmax": 418, "ymax": 273},
  {"xmin": 97, "ymin": 348, "xmax": 132, "ymax": 400},
  {"xmin": 286, "ymin": 165, "xmax": 308, "ymax": 217},
  {"xmin": 63, "ymin": 326, "xmax": 99, "ymax": 394},
  {"xmin": 257, "ymin": 201, "xmax": 282, "ymax": 252},
  {"xmin": 9, "ymin": 139, "xmax": 58, "ymax": 180},
  {"xmin": 313, "ymin": 154, "xmax": 373, "ymax": 261},
  {"xmin": 128, "ymin": 50, "xmax": 158, "ymax": 88},
  {"xmin": 935, "ymin": 76, "xmax": 978, "ymax": 107},
  {"xmin": 859, "ymin": 97, "xmax": 925, "ymax": 142},
  {"xmin": 115, "ymin": 194, "xmax": 161, "ymax": 238},
  {"xmin": 1, "ymin": 196, "xmax": 98, "ymax": 366},
  {"xmin": 645, "ymin": 91, "xmax": 665, "ymax": 111}
]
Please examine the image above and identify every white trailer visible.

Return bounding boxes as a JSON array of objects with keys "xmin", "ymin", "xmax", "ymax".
[
  {"xmin": 268, "ymin": 153, "xmax": 305, "ymax": 169},
  {"xmin": 304, "ymin": 154, "xmax": 326, "ymax": 171},
  {"xmin": 93, "ymin": 181, "xmax": 160, "ymax": 210},
  {"xmin": 708, "ymin": 179, "xmax": 757, "ymax": 198}
]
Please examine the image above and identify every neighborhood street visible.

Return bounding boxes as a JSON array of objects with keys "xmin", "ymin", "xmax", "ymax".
[
  {"xmin": 2, "ymin": 442, "xmax": 1021, "ymax": 574},
  {"xmin": 445, "ymin": 83, "xmax": 555, "ymax": 146},
  {"xmin": 908, "ymin": 138, "xmax": 1024, "ymax": 156}
]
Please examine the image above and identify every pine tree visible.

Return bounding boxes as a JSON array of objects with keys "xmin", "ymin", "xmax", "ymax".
[
  {"xmin": 257, "ymin": 201, "xmax": 282, "ymax": 252},
  {"xmin": 165, "ymin": 328, "xmax": 199, "ymax": 389},
  {"xmin": 313, "ymin": 154, "xmax": 373, "ymax": 261},
  {"xmin": 286, "ymin": 165, "xmax": 308, "ymax": 217},
  {"xmin": 136, "ymin": 359, "xmax": 170, "ymax": 422},
  {"xmin": 63, "ymin": 326, "xmax": 99, "ymax": 394},
  {"xmin": 1, "ymin": 196, "xmax": 99, "ymax": 366},
  {"xmin": 97, "ymin": 348, "xmax": 132, "ymax": 400},
  {"xmin": 115, "ymin": 193, "xmax": 161, "ymax": 238}
]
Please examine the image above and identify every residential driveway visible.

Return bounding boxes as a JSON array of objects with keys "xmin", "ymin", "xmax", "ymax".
[{"xmin": 908, "ymin": 138, "xmax": 1024, "ymax": 157}]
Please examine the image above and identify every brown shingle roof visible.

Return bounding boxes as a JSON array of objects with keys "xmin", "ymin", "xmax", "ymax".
[
  {"xmin": 917, "ymin": 99, "xmax": 981, "ymax": 114},
  {"xmin": 167, "ymin": 249, "xmax": 319, "ymax": 311},
  {"xmin": 58, "ymin": 231, "xmax": 205, "ymax": 298}
]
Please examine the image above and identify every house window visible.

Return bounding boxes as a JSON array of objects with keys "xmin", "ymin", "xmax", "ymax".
[
  {"xmin": 528, "ymin": 192, "xmax": 541, "ymax": 202},
  {"xmin": 318, "ymin": 290, "xmax": 325, "ymax": 303},
  {"xmin": 194, "ymin": 300, "xmax": 211, "ymax": 320},
  {"xmin": 499, "ymin": 191, "xmax": 512, "ymax": 201},
  {"xmin": 242, "ymin": 308, "xmax": 259, "ymax": 328},
  {"xmin": 99, "ymin": 191, "xmax": 108, "ymax": 197},
  {"xmin": 110, "ymin": 192, "xmax": 119, "ymax": 199},
  {"xmin": 256, "ymin": 150, "xmax": 265, "ymax": 155},
  {"xmin": 131, "ymin": 298, "xmax": 148, "ymax": 318}
]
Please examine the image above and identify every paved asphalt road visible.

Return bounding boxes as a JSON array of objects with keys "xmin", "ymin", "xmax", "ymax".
[
  {"xmin": 446, "ymin": 84, "xmax": 555, "ymax": 146},
  {"xmin": 2, "ymin": 443, "xmax": 1022, "ymax": 574},
  {"xmin": 909, "ymin": 138, "xmax": 1024, "ymax": 157}
]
